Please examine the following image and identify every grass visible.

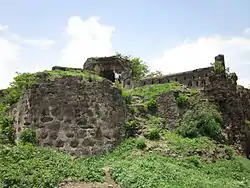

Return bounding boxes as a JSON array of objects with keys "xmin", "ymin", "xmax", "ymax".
[
  {"xmin": 1, "ymin": 72, "xmax": 249, "ymax": 187},
  {"xmin": 129, "ymin": 81, "xmax": 182, "ymax": 99},
  {"xmin": 2, "ymin": 70, "xmax": 103, "ymax": 105},
  {"xmin": 1, "ymin": 135, "xmax": 250, "ymax": 188}
]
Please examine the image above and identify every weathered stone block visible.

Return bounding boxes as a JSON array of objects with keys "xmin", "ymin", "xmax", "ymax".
[{"xmin": 11, "ymin": 76, "xmax": 126, "ymax": 156}]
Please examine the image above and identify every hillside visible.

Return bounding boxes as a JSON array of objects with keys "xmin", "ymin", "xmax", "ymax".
[{"xmin": 0, "ymin": 69, "xmax": 250, "ymax": 188}]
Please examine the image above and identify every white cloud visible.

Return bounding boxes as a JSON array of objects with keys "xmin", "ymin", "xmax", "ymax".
[
  {"xmin": 150, "ymin": 33, "xmax": 250, "ymax": 87},
  {"xmin": 61, "ymin": 16, "xmax": 115, "ymax": 67},
  {"xmin": 0, "ymin": 24, "xmax": 8, "ymax": 32},
  {"xmin": 0, "ymin": 25, "xmax": 55, "ymax": 89},
  {"xmin": 0, "ymin": 16, "xmax": 115, "ymax": 89},
  {"xmin": 244, "ymin": 28, "xmax": 250, "ymax": 34},
  {"xmin": 23, "ymin": 39, "xmax": 55, "ymax": 50},
  {"xmin": 0, "ymin": 37, "xmax": 21, "ymax": 89}
]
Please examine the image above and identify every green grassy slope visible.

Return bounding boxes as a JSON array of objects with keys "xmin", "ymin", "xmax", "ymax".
[
  {"xmin": 0, "ymin": 72, "xmax": 250, "ymax": 188},
  {"xmin": 1, "ymin": 135, "xmax": 250, "ymax": 188}
]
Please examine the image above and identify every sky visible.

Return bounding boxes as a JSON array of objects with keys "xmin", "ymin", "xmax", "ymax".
[{"xmin": 0, "ymin": 0, "xmax": 250, "ymax": 89}]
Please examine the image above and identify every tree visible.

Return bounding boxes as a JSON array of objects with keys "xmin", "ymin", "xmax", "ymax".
[
  {"xmin": 145, "ymin": 70, "xmax": 163, "ymax": 78},
  {"xmin": 115, "ymin": 53, "xmax": 149, "ymax": 80}
]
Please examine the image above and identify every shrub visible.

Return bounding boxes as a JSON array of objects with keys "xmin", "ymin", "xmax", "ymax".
[
  {"xmin": 115, "ymin": 53, "xmax": 149, "ymax": 80},
  {"xmin": 147, "ymin": 128, "xmax": 161, "ymax": 140},
  {"xmin": 122, "ymin": 91, "xmax": 132, "ymax": 104},
  {"xmin": 146, "ymin": 99, "xmax": 157, "ymax": 113},
  {"xmin": 125, "ymin": 120, "xmax": 139, "ymax": 137},
  {"xmin": 178, "ymin": 103, "xmax": 223, "ymax": 140},
  {"xmin": 212, "ymin": 61, "xmax": 225, "ymax": 73},
  {"xmin": 19, "ymin": 128, "xmax": 37, "ymax": 145},
  {"xmin": 187, "ymin": 156, "xmax": 202, "ymax": 167},
  {"xmin": 175, "ymin": 92, "xmax": 189, "ymax": 108},
  {"xmin": 0, "ymin": 116, "xmax": 15, "ymax": 144},
  {"xmin": 135, "ymin": 139, "xmax": 147, "ymax": 149}
]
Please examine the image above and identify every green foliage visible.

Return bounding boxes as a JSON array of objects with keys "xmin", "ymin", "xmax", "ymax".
[
  {"xmin": 19, "ymin": 128, "xmax": 37, "ymax": 145},
  {"xmin": 178, "ymin": 103, "xmax": 223, "ymax": 140},
  {"xmin": 0, "ymin": 136, "xmax": 249, "ymax": 187},
  {"xmin": 0, "ymin": 144, "xmax": 105, "ymax": 188},
  {"xmin": 124, "ymin": 120, "xmax": 138, "ymax": 136},
  {"xmin": 147, "ymin": 116, "xmax": 165, "ymax": 129},
  {"xmin": 186, "ymin": 156, "xmax": 202, "ymax": 168},
  {"xmin": 43, "ymin": 70, "xmax": 103, "ymax": 82},
  {"xmin": 3, "ymin": 70, "xmax": 102, "ymax": 106},
  {"xmin": 229, "ymin": 72, "xmax": 238, "ymax": 84},
  {"xmin": 164, "ymin": 131, "xmax": 217, "ymax": 155},
  {"xmin": 0, "ymin": 116, "xmax": 14, "ymax": 144},
  {"xmin": 147, "ymin": 128, "xmax": 161, "ymax": 140},
  {"xmin": 122, "ymin": 90, "xmax": 132, "ymax": 104},
  {"xmin": 115, "ymin": 53, "xmax": 149, "ymax": 80},
  {"xmin": 130, "ymin": 82, "xmax": 181, "ymax": 99},
  {"xmin": 174, "ymin": 92, "xmax": 190, "ymax": 108},
  {"xmin": 0, "ymin": 70, "xmax": 103, "ymax": 145},
  {"xmin": 1, "ymin": 59, "xmax": 249, "ymax": 187},
  {"xmin": 145, "ymin": 99, "xmax": 157, "ymax": 112},
  {"xmin": 115, "ymin": 53, "xmax": 164, "ymax": 80},
  {"xmin": 135, "ymin": 139, "xmax": 147, "ymax": 149},
  {"xmin": 130, "ymin": 57, "xmax": 149, "ymax": 80},
  {"xmin": 211, "ymin": 61, "xmax": 225, "ymax": 73},
  {"xmin": 190, "ymin": 89, "xmax": 198, "ymax": 95}
]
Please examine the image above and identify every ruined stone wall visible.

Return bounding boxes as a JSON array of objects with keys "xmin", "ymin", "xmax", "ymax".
[
  {"xmin": 52, "ymin": 66, "xmax": 83, "ymax": 72},
  {"xmin": 156, "ymin": 91, "xmax": 180, "ymax": 129},
  {"xmin": 203, "ymin": 73, "xmax": 250, "ymax": 156},
  {"xmin": 11, "ymin": 76, "xmax": 126, "ymax": 156},
  {"xmin": 84, "ymin": 56, "xmax": 133, "ymax": 87},
  {"xmin": 84, "ymin": 56, "xmax": 131, "ymax": 74},
  {"xmin": 135, "ymin": 67, "xmax": 213, "ymax": 89}
]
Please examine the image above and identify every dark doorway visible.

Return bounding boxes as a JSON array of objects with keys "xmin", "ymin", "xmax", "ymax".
[{"xmin": 100, "ymin": 70, "xmax": 115, "ymax": 82}]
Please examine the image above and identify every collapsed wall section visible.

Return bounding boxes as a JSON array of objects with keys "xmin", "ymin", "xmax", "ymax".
[{"xmin": 11, "ymin": 76, "xmax": 126, "ymax": 156}]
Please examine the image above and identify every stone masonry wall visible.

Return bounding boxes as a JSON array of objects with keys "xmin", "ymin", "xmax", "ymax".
[
  {"xmin": 11, "ymin": 76, "xmax": 126, "ymax": 156},
  {"xmin": 203, "ymin": 73, "xmax": 250, "ymax": 157},
  {"xmin": 135, "ymin": 67, "xmax": 213, "ymax": 89},
  {"xmin": 156, "ymin": 91, "xmax": 180, "ymax": 129}
]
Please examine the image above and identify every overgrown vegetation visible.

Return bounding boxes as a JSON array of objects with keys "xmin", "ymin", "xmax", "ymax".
[
  {"xmin": 1, "ymin": 136, "xmax": 250, "ymax": 188},
  {"xmin": 211, "ymin": 61, "xmax": 225, "ymax": 73},
  {"xmin": 178, "ymin": 103, "xmax": 223, "ymax": 140},
  {"xmin": 115, "ymin": 52, "xmax": 162, "ymax": 80},
  {"xmin": 174, "ymin": 92, "xmax": 190, "ymax": 108},
  {"xmin": 0, "ymin": 61, "xmax": 249, "ymax": 187},
  {"xmin": 19, "ymin": 128, "xmax": 37, "ymax": 145},
  {"xmin": 135, "ymin": 138, "xmax": 147, "ymax": 149},
  {"xmin": 146, "ymin": 128, "xmax": 161, "ymax": 140},
  {"xmin": 0, "ymin": 116, "xmax": 14, "ymax": 145},
  {"xmin": 0, "ymin": 70, "xmax": 103, "ymax": 144}
]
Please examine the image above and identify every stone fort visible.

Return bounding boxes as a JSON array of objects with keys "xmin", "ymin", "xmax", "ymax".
[
  {"xmin": 51, "ymin": 54, "xmax": 250, "ymax": 156},
  {"xmin": 52, "ymin": 54, "xmax": 226, "ymax": 90},
  {"xmin": 5, "ymin": 53, "xmax": 250, "ymax": 158}
]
